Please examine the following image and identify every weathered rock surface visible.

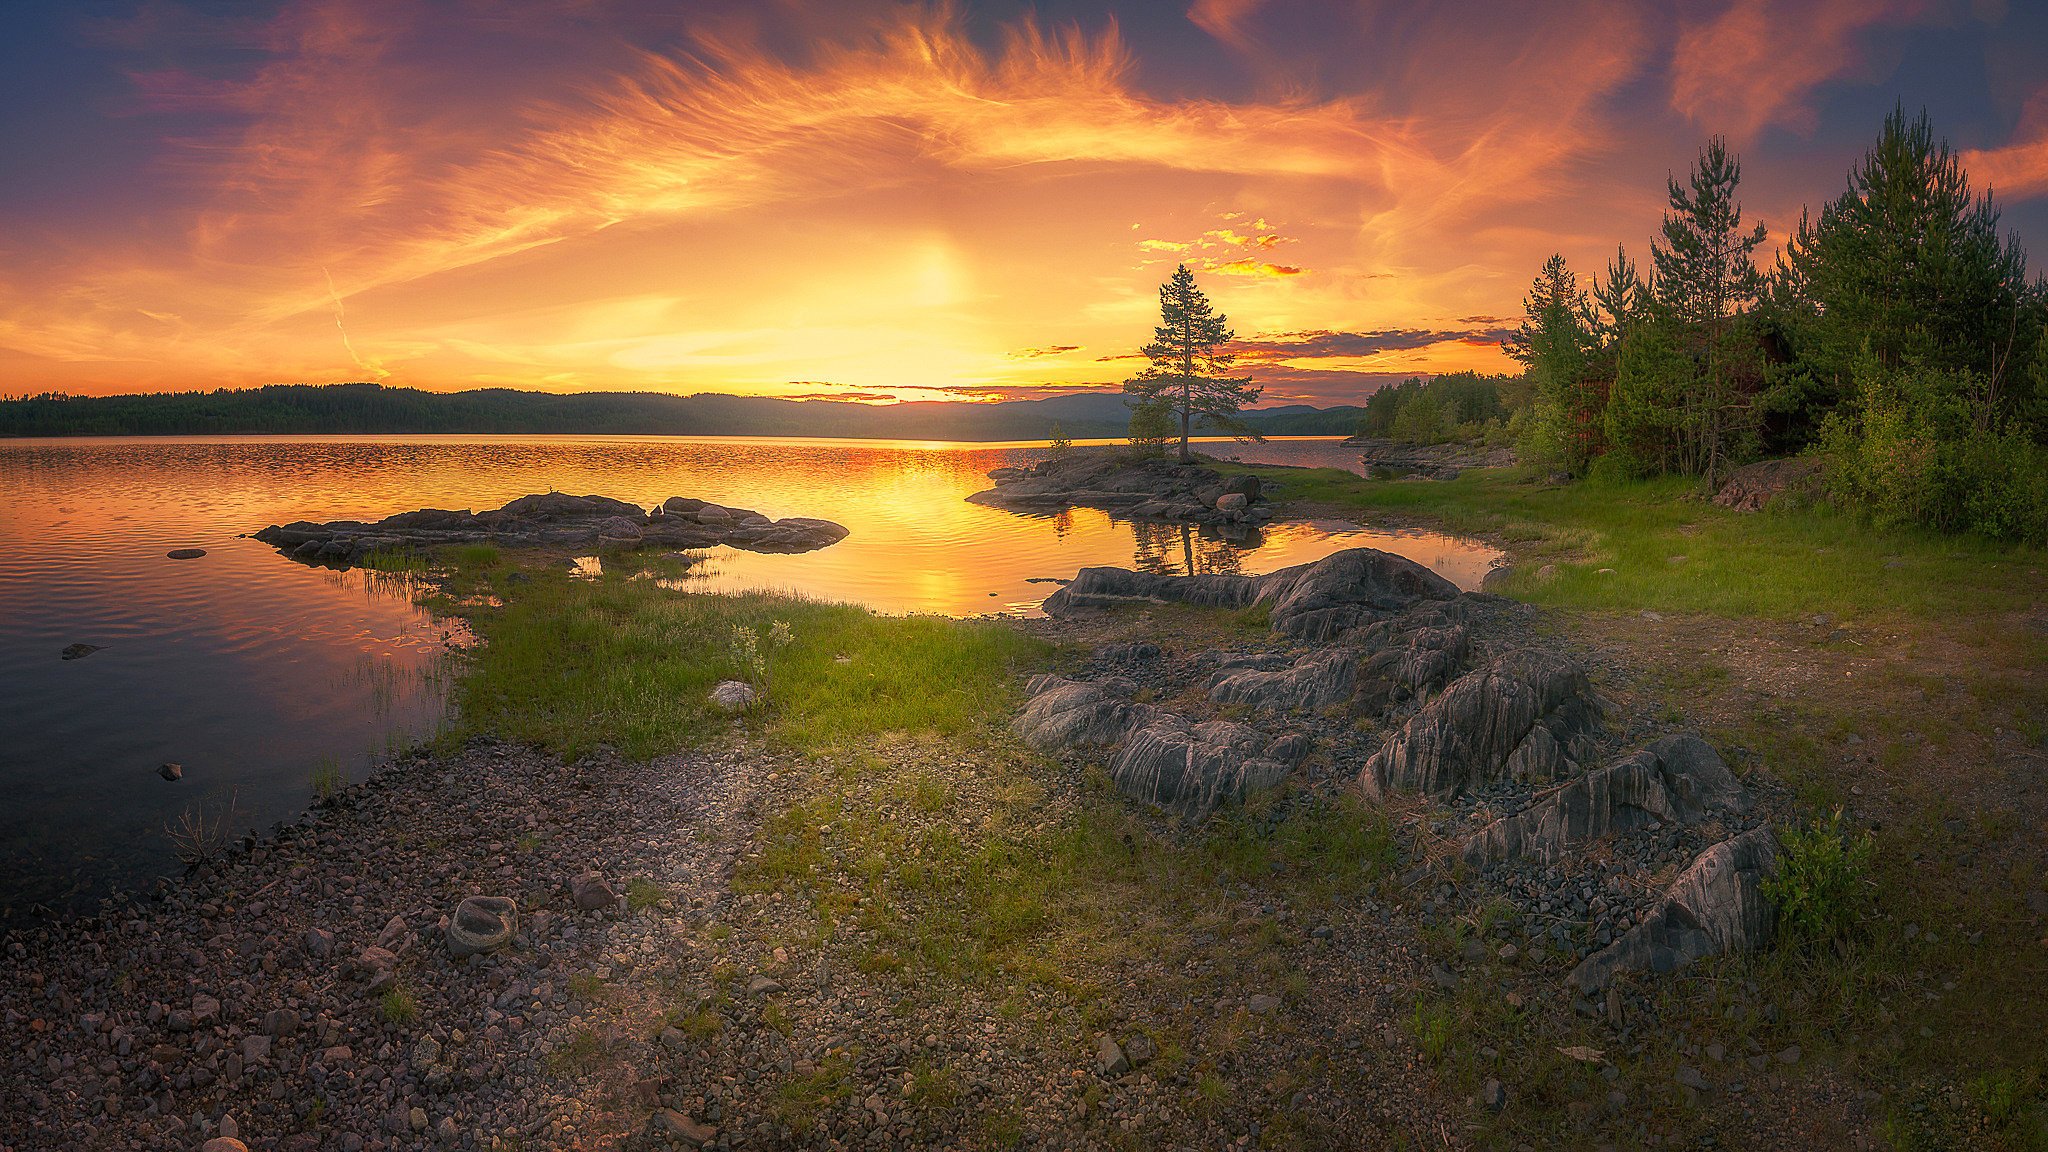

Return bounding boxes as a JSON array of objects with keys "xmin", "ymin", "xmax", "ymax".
[
  {"xmin": 254, "ymin": 492, "xmax": 849, "ymax": 567},
  {"xmin": 708, "ymin": 680, "xmax": 758, "ymax": 713},
  {"xmin": 1046, "ymin": 547, "xmax": 1458, "ymax": 639},
  {"xmin": 445, "ymin": 895, "xmax": 517, "ymax": 958},
  {"xmin": 968, "ymin": 452, "xmax": 1267, "ymax": 525},
  {"xmin": 1341, "ymin": 437, "xmax": 1515, "ymax": 480},
  {"xmin": 1461, "ymin": 735, "xmax": 1750, "ymax": 868},
  {"xmin": 1109, "ymin": 715, "xmax": 1308, "ymax": 818},
  {"xmin": 1013, "ymin": 675, "xmax": 1153, "ymax": 751},
  {"xmin": 1569, "ymin": 826, "xmax": 1781, "ymax": 990},
  {"xmin": 1712, "ymin": 457, "xmax": 1822, "ymax": 512},
  {"xmin": 1360, "ymin": 652, "xmax": 1602, "ymax": 800},
  {"xmin": 1207, "ymin": 648, "xmax": 1361, "ymax": 712}
]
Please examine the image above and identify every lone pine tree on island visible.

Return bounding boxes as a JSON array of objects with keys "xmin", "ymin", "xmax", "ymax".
[{"xmin": 1123, "ymin": 264, "xmax": 1263, "ymax": 463}]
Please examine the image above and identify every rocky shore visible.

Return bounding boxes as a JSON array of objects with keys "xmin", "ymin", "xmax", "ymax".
[
  {"xmin": 254, "ymin": 494, "xmax": 849, "ymax": 568},
  {"xmin": 1019, "ymin": 548, "xmax": 1785, "ymax": 991},
  {"xmin": 967, "ymin": 452, "xmax": 1269, "ymax": 527},
  {"xmin": 1340, "ymin": 437, "xmax": 1514, "ymax": 481}
]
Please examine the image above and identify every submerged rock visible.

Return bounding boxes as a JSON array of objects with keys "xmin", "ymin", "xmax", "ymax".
[
  {"xmin": 1360, "ymin": 652, "xmax": 1602, "ymax": 800},
  {"xmin": 1461, "ymin": 734, "xmax": 1750, "ymax": 868},
  {"xmin": 60, "ymin": 643, "xmax": 103, "ymax": 661},
  {"xmin": 254, "ymin": 492, "xmax": 849, "ymax": 568},
  {"xmin": 166, "ymin": 548, "xmax": 207, "ymax": 560},
  {"xmin": 1569, "ymin": 826, "xmax": 1780, "ymax": 990}
]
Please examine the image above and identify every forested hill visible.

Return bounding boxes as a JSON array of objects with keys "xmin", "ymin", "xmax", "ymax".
[{"xmin": 0, "ymin": 383, "xmax": 1366, "ymax": 440}]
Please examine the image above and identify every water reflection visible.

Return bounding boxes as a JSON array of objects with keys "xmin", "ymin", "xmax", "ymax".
[{"xmin": 0, "ymin": 434, "xmax": 1494, "ymax": 914}]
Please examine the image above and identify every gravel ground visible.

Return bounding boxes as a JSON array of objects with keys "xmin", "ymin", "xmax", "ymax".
[{"xmin": 1, "ymin": 726, "xmax": 1462, "ymax": 1151}]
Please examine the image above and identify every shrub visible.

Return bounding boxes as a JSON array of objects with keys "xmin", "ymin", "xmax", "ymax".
[
  {"xmin": 1762, "ymin": 808, "xmax": 1875, "ymax": 947},
  {"xmin": 1821, "ymin": 360, "xmax": 2048, "ymax": 544}
]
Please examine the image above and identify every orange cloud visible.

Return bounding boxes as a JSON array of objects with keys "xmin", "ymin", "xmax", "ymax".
[
  {"xmin": 1671, "ymin": 0, "xmax": 1941, "ymax": 137},
  {"xmin": 1961, "ymin": 89, "xmax": 2048, "ymax": 201}
]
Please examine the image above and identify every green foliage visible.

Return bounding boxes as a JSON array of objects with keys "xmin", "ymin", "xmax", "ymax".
[
  {"xmin": 1125, "ymin": 396, "xmax": 1175, "ymax": 458},
  {"xmin": 726, "ymin": 618, "xmax": 794, "ymax": 690},
  {"xmin": 380, "ymin": 986, "xmax": 420, "ymax": 1025},
  {"xmin": 1122, "ymin": 264, "xmax": 1264, "ymax": 461},
  {"xmin": 1762, "ymin": 809, "xmax": 1875, "ymax": 947},
  {"xmin": 1820, "ymin": 360, "xmax": 2048, "ymax": 544},
  {"xmin": 1046, "ymin": 422, "xmax": 1072, "ymax": 456},
  {"xmin": 1780, "ymin": 107, "xmax": 2039, "ymax": 415},
  {"xmin": 1507, "ymin": 254, "xmax": 1603, "ymax": 475},
  {"xmin": 310, "ymin": 758, "xmax": 345, "ymax": 800}
]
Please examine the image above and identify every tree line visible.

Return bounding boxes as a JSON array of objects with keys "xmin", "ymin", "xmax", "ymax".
[{"xmin": 1510, "ymin": 108, "xmax": 2047, "ymax": 543}]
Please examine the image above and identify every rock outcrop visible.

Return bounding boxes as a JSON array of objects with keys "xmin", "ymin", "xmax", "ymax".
[
  {"xmin": 1568, "ymin": 826, "xmax": 1780, "ymax": 990},
  {"xmin": 1108, "ymin": 716, "xmax": 1310, "ymax": 818},
  {"xmin": 254, "ymin": 493, "xmax": 849, "ymax": 567},
  {"xmin": 1712, "ymin": 458, "xmax": 1821, "ymax": 512},
  {"xmin": 1046, "ymin": 547, "xmax": 1459, "ymax": 639},
  {"xmin": 969, "ymin": 452, "xmax": 1267, "ymax": 525},
  {"xmin": 1359, "ymin": 652, "xmax": 1602, "ymax": 800},
  {"xmin": 1461, "ymin": 735, "xmax": 1750, "ymax": 868},
  {"xmin": 1013, "ymin": 675, "xmax": 1153, "ymax": 751}
]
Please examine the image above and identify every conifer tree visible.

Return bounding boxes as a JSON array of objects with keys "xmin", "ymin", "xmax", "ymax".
[
  {"xmin": 1123, "ymin": 265, "xmax": 1263, "ymax": 463},
  {"xmin": 1507, "ymin": 254, "xmax": 1602, "ymax": 474},
  {"xmin": 1650, "ymin": 137, "xmax": 1769, "ymax": 482}
]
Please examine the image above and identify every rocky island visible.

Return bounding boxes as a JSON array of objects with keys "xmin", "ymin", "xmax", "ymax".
[
  {"xmin": 254, "ymin": 493, "xmax": 849, "ymax": 567},
  {"xmin": 967, "ymin": 452, "xmax": 1268, "ymax": 526}
]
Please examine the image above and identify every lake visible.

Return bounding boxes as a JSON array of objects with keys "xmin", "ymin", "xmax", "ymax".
[{"xmin": 0, "ymin": 434, "xmax": 1497, "ymax": 917}]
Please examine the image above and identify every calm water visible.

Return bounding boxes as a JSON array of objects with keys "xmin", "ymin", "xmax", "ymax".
[{"xmin": 0, "ymin": 434, "xmax": 1493, "ymax": 916}]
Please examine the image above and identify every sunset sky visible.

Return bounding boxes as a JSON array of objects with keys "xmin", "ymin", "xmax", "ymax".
[{"xmin": 3, "ymin": 1, "xmax": 2047, "ymax": 406}]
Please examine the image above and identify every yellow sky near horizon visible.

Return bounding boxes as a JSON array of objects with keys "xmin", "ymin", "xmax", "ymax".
[{"xmin": 3, "ymin": 0, "xmax": 2046, "ymax": 405}]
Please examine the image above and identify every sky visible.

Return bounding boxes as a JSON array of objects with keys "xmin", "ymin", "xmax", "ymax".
[{"xmin": 2, "ymin": 0, "xmax": 2047, "ymax": 408}]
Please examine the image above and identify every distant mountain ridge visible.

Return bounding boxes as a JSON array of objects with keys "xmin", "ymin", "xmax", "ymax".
[{"xmin": 0, "ymin": 383, "xmax": 1367, "ymax": 440}]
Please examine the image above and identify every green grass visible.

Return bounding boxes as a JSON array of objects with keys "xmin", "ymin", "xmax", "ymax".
[
  {"xmin": 379, "ymin": 986, "xmax": 419, "ymax": 1026},
  {"xmin": 1231, "ymin": 465, "xmax": 2046, "ymax": 621},
  {"xmin": 436, "ymin": 562, "xmax": 1051, "ymax": 759},
  {"xmin": 310, "ymin": 758, "xmax": 344, "ymax": 800}
]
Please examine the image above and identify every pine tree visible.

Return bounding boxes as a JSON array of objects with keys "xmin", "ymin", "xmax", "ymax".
[
  {"xmin": 1507, "ymin": 254, "xmax": 1602, "ymax": 474},
  {"xmin": 1123, "ymin": 265, "xmax": 1263, "ymax": 463},
  {"xmin": 1592, "ymin": 245, "xmax": 1650, "ymax": 340},
  {"xmin": 1650, "ymin": 137, "xmax": 1769, "ymax": 482},
  {"xmin": 1781, "ymin": 107, "xmax": 2037, "ymax": 427}
]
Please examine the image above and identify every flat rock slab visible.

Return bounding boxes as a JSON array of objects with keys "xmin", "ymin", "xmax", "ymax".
[
  {"xmin": 166, "ymin": 548, "xmax": 207, "ymax": 560},
  {"xmin": 255, "ymin": 492, "xmax": 849, "ymax": 568}
]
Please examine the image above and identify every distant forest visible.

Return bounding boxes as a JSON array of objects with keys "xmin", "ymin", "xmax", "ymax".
[{"xmin": 0, "ymin": 383, "xmax": 1367, "ymax": 441}]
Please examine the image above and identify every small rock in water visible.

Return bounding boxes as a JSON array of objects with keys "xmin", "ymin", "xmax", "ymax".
[
  {"xmin": 708, "ymin": 680, "xmax": 757, "ymax": 713},
  {"xmin": 167, "ymin": 548, "xmax": 207, "ymax": 560},
  {"xmin": 158, "ymin": 762, "xmax": 184, "ymax": 782},
  {"xmin": 61, "ymin": 643, "xmax": 103, "ymax": 661}
]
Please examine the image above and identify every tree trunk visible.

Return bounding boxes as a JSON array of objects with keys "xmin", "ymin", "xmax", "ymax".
[{"xmin": 1178, "ymin": 376, "xmax": 1192, "ymax": 463}]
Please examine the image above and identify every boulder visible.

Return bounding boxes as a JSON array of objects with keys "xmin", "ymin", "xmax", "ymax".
[
  {"xmin": 446, "ymin": 896, "xmax": 518, "ymax": 958},
  {"xmin": 1461, "ymin": 735, "xmax": 1750, "ymax": 868},
  {"xmin": 1569, "ymin": 827, "xmax": 1780, "ymax": 991},
  {"xmin": 1348, "ymin": 613, "xmax": 1470, "ymax": 710},
  {"xmin": 1108, "ymin": 715, "xmax": 1306, "ymax": 818},
  {"xmin": 570, "ymin": 872, "xmax": 617, "ymax": 912},
  {"xmin": 708, "ymin": 680, "xmax": 757, "ymax": 713},
  {"xmin": 1045, "ymin": 547, "xmax": 1458, "ymax": 640},
  {"xmin": 1013, "ymin": 675, "xmax": 1152, "ymax": 751},
  {"xmin": 1360, "ymin": 652, "xmax": 1602, "ymax": 800},
  {"xmin": 1712, "ymin": 458, "xmax": 1821, "ymax": 512}
]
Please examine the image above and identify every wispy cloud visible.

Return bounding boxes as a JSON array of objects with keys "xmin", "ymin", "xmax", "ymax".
[{"xmin": 1670, "ymin": 0, "xmax": 1941, "ymax": 137}]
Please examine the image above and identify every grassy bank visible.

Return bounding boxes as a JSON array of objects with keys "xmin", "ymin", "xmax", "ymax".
[{"xmin": 1236, "ymin": 464, "xmax": 2048, "ymax": 1149}]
